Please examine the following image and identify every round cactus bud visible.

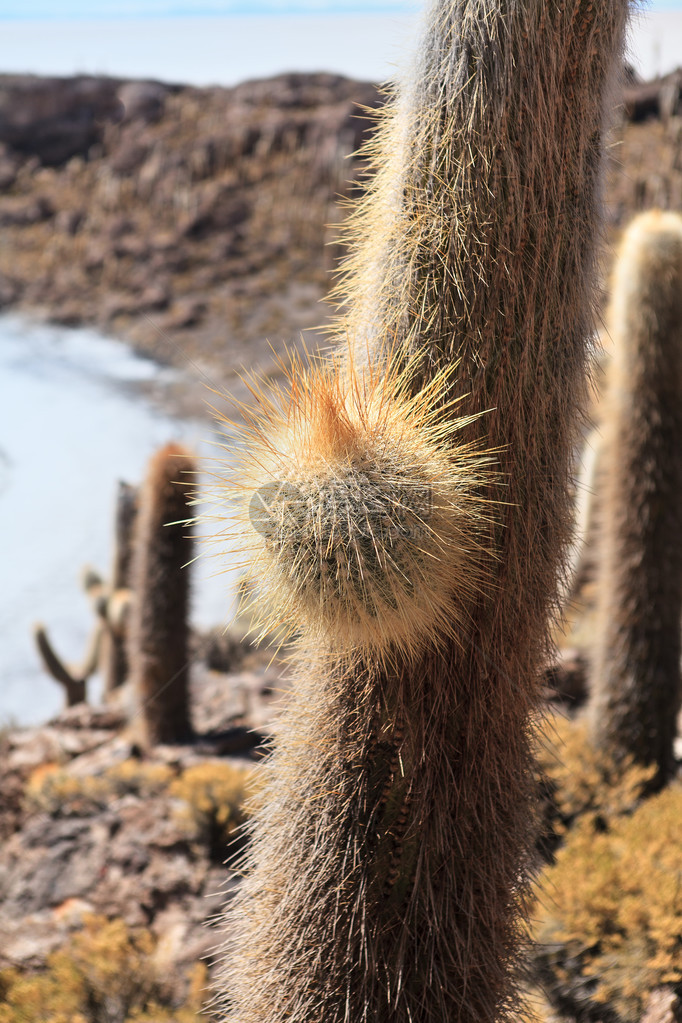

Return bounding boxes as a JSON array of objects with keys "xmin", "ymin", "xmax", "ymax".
[{"xmin": 208, "ymin": 345, "xmax": 496, "ymax": 664}]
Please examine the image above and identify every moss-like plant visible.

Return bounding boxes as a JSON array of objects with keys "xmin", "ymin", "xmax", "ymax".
[
  {"xmin": 216, "ymin": 1, "xmax": 631, "ymax": 1020},
  {"xmin": 534, "ymin": 786, "xmax": 682, "ymax": 1023},
  {"xmin": 589, "ymin": 210, "xmax": 682, "ymax": 789}
]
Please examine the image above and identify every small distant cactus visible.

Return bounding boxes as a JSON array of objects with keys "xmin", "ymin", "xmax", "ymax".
[
  {"xmin": 589, "ymin": 210, "xmax": 682, "ymax": 789},
  {"xmin": 128, "ymin": 442, "xmax": 195, "ymax": 747},
  {"xmin": 101, "ymin": 480, "xmax": 138, "ymax": 697},
  {"xmin": 33, "ymin": 567, "xmax": 108, "ymax": 707}
]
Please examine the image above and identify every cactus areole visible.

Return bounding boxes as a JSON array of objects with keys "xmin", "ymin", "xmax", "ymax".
[{"xmin": 217, "ymin": 2, "xmax": 630, "ymax": 1021}]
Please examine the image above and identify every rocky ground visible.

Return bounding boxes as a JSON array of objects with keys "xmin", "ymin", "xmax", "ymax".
[
  {"xmin": 0, "ymin": 644, "xmax": 287, "ymax": 1019},
  {"xmin": 1, "ymin": 70, "xmax": 681, "ymax": 420}
]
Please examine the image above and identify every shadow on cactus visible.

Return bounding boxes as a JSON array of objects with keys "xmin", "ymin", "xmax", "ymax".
[{"xmin": 203, "ymin": 343, "xmax": 498, "ymax": 666}]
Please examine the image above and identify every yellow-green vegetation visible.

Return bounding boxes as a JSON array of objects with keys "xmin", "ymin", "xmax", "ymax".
[
  {"xmin": 538, "ymin": 715, "xmax": 655, "ymax": 829},
  {"xmin": 170, "ymin": 761, "xmax": 260, "ymax": 858},
  {"xmin": 534, "ymin": 785, "xmax": 682, "ymax": 1023},
  {"xmin": 24, "ymin": 765, "xmax": 113, "ymax": 818},
  {"xmin": 24, "ymin": 760, "xmax": 175, "ymax": 817},
  {"xmin": 106, "ymin": 759, "xmax": 175, "ymax": 796},
  {"xmin": 23, "ymin": 759, "xmax": 258, "ymax": 861},
  {"xmin": 0, "ymin": 915, "xmax": 211, "ymax": 1023}
]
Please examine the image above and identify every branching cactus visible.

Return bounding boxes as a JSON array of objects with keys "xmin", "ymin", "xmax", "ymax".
[
  {"xmin": 590, "ymin": 210, "xmax": 682, "ymax": 789},
  {"xmin": 218, "ymin": 2, "xmax": 630, "ymax": 1020},
  {"xmin": 128, "ymin": 442, "xmax": 195, "ymax": 747}
]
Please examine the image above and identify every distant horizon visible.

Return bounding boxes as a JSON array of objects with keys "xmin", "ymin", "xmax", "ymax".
[
  {"xmin": 1, "ymin": 1, "xmax": 415, "ymax": 17},
  {"xmin": 0, "ymin": 0, "xmax": 678, "ymax": 19},
  {"xmin": 0, "ymin": 7, "xmax": 679, "ymax": 86}
]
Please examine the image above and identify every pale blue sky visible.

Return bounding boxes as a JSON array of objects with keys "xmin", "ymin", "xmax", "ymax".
[
  {"xmin": 0, "ymin": 0, "xmax": 670, "ymax": 19},
  {"xmin": 6, "ymin": 1, "xmax": 419, "ymax": 15},
  {"xmin": 0, "ymin": 3, "xmax": 679, "ymax": 85}
]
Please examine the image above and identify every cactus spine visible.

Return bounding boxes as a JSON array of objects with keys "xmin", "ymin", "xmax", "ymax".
[
  {"xmin": 589, "ymin": 210, "xmax": 682, "ymax": 789},
  {"xmin": 128, "ymin": 442, "xmax": 195, "ymax": 747},
  {"xmin": 219, "ymin": 2, "xmax": 629, "ymax": 1021}
]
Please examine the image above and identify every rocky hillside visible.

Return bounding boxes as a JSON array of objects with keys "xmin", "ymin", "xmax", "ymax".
[
  {"xmin": 2, "ymin": 69, "xmax": 682, "ymax": 411},
  {"xmin": 0, "ymin": 72, "xmax": 382, "ymax": 414}
]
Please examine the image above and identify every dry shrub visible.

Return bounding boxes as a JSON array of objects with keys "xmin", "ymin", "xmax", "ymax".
[
  {"xmin": 24, "ymin": 766, "xmax": 113, "ymax": 818},
  {"xmin": 106, "ymin": 759, "xmax": 175, "ymax": 797},
  {"xmin": 534, "ymin": 785, "xmax": 682, "ymax": 1023},
  {"xmin": 538, "ymin": 714, "xmax": 656, "ymax": 832},
  {"xmin": 0, "ymin": 916, "xmax": 211, "ymax": 1023},
  {"xmin": 170, "ymin": 761, "xmax": 260, "ymax": 861},
  {"xmin": 24, "ymin": 760, "xmax": 175, "ymax": 818}
]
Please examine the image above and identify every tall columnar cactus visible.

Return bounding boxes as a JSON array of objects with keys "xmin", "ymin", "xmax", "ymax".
[
  {"xmin": 219, "ymin": 2, "xmax": 629, "ymax": 1020},
  {"xmin": 128, "ymin": 442, "xmax": 195, "ymax": 747},
  {"xmin": 589, "ymin": 210, "xmax": 682, "ymax": 789}
]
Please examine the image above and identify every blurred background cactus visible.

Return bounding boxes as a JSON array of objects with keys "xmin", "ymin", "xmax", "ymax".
[
  {"xmin": 127, "ymin": 442, "xmax": 195, "ymax": 748},
  {"xmin": 33, "ymin": 566, "xmax": 113, "ymax": 708},
  {"xmin": 32, "ymin": 486, "xmax": 136, "ymax": 710},
  {"xmin": 218, "ymin": 1, "xmax": 631, "ymax": 1020},
  {"xmin": 101, "ymin": 480, "xmax": 139, "ymax": 698},
  {"xmin": 589, "ymin": 210, "xmax": 682, "ymax": 790}
]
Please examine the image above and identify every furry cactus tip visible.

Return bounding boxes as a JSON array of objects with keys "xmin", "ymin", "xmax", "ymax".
[{"xmin": 207, "ymin": 345, "xmax": 497, "ymax": 663}]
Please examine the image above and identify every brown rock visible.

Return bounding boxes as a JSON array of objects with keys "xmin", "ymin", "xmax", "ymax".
[
  {"xmin": 54, "ymin": 207, "xmax": 84, "ymax": 235},
  {"xmin": 118, "ymin": 81, "xmax": 169, "ymax": 124},
  {"xmin": 0, "ymin": 74, "xmax": 124, "ymax": 165}
]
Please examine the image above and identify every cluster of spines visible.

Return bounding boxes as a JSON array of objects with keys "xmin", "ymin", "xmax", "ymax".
[
  {"xmin": 128, "ymin": 442, "xmax": 195, "ymax": 748},
  {"xmin": 203, "ymin": 343, "xmax": 497, "ymax": 667}
]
